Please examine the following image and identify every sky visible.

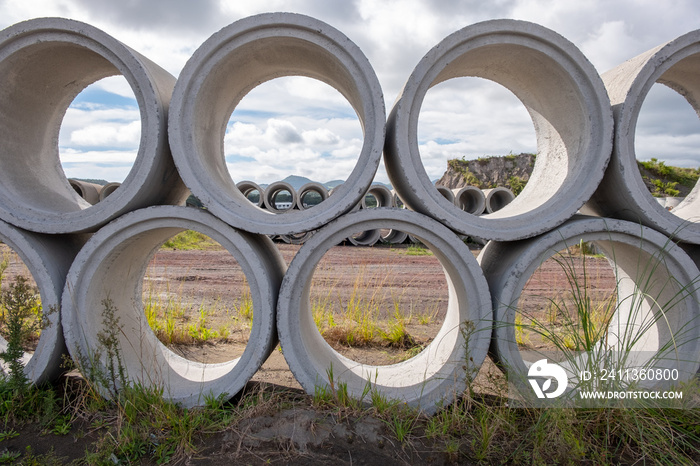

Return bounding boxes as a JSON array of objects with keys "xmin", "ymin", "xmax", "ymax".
[{"xmin": 2, "ymin": 0, "xmax": 700, "ymax": 185}]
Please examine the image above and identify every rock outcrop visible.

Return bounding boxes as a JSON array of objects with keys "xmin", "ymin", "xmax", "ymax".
[{"xmin": 437, "ymin": 153, "xmax": 536, "ymax": 193}]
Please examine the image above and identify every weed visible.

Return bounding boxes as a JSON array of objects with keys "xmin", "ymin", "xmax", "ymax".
[
  {"xmin": 0, "ymin": 430, "xmax": 17, "ymax": 442},
  {"xmin": 50, "ymin": 415, "xmax": 71, "ymax": 435},
  {"xmin": 403, "ymin": 244, "xmax": 432, "ymax": 256},
  {"xmin": 0, "ymin": 276, "xmax": 47, "ymax": 382},
  {"xmin": 162, "ymin": 230, "xmax": 219, "ymax": 250},
  {"xmin": 385, "ymin": 406, "xmax": 418, "ymax": 443},
  {"xmin": 507, "ymin": 175, "xmax": 527, "ymax": 195},
  {"xmin": 0, "ymin": 448, "xmax": 19, "ymax": 463}
]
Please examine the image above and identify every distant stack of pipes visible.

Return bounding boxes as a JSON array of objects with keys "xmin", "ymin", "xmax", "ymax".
[
  {"xmin": 223, "ymin": 180, "xmax": 515, "ymax": 246},
  {"xmin": 0, "ymin": 14, "xmax": 698, "ymax": 414}
]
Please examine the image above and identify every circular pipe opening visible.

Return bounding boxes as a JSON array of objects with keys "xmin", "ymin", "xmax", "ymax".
[
  {"xmin": 0, "ymin": 18, "xmax": 187, "ymax": 233},
  {"xmin": 277, "ymin": 208, "xmax": 491, "ymax": 413},
  {"xmin": 385, "ymin": 19, "xmax": 613, "ymax": 241},
  {"xmin": 169, "ymin": 13, "xmax": 385, "ymax": 235},
  {"xmin": 62, "ymin": 206, "xmax": 285, "ymax": 407}
]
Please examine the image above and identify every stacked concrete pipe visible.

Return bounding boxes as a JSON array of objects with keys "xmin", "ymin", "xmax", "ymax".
[
  {"xmin": 583, "ymin": 30, "xmax": 700, "ymax": 244},
  {"xmin": 483, "ymin": 187, "xmax": 515, "ymax": 214},
  {"xmin": 236, "ymin": 180, "xmax": 265, "ymax": 208},
  {"xmin": 0, "ymin": 220, "xmax": 85, "ymax": 384},
  {"xmin": 348, "ymin": 184, "xmax": 394, "ymax": 246},
  {"xmin": 384, "ymin": 19, "xmax": 613, "ymax": 241},
  {"xmin": 436, "ymin": 185, "xmax": 455, "ymax": 204},
  {"xmin": 479, "ymin": 216, "xmax": 700, "ymax": 401},
  {"xmin": 297, "ymin": 182, "xmax": 329, "ymax": 210},
  {"xmin": 68, "ymin": 179, "xmax": 102, "ymax": 205},
  {"xmin": 168, "ymin": 12, "xmax": 385, "ymax": 236},
  {"xmin": 277, "ymin": 208, "xmax": 491, "ymax": 414},
  {"xmin": 452, "ymin": 186, "xmax": 486, "ymax": 215},
  {"xmin": 263, "ymin": 181, "xmax": 298, "ymax": 213},
  {"xmin": 0, "ymin": 14, "xmax": 697, "ymax": 413},
  {"xmin": 0, "ymin": 18, "xmax": 188, "ymax": 234},
  {"xmin": 98, "ymin": 182, "xmax": 122, "ymax": 202},
  {"xmin": 61, "ymin": 206, "xmax": 286, "ymax": 407}
]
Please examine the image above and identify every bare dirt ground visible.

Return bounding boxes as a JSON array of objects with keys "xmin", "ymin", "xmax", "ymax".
[{"xmin": 0, "ymin": 240, "xmax": 618, "ymax": 464}]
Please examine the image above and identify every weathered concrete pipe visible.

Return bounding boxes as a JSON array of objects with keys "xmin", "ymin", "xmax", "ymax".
[
  {"xmin": 169, "ymin": 13, "xmax": 385, "ymax": 235},
  {"xmin": 483, "ymin": 187, "xmax": 515, "ymax": 214},
  {"xmin": 98, "ymin": 182, "xmax": 121, "ymax": 202},
  {"xmin": 583, "ymin": 31, "xmax": 700, "ymax": 244},
  {"xmin": 0, "ymin": 220, "xmax": 85, "ymax": 384},
  {"xmin": 297, "ymin": 182, "xmax": 329, "ymax": 210},
  {"xmin": 68, "ymin": 179, "xmax": 102, "ymax": 205},
  {"xmin": 362, "ymin": 184, "xmax": 394, "ymax": 209},
  {"xmin": 277, "ymin": 208, "xmax": 492, "ymax": 414},
  {"xmin": 61, "ymin": 206, "xmax": 286, "ymax": 407},
  {"xmin": 384, "ymin": 19, "xmax": 613, "ymax": 241},
  {"xmin": 452, "ymin": 186, "xmax": 485, "ymax": 215},
  {"xmin": 347, "ymin": 228, "xmax": 381, "ymax": 247},
  {"xmin": 436, "ymin": 185, "xmax": 455, "ymax": 204},
  {"xmin": 0, "ymin": 18, "xmax": 188, "ymax": 233},
  {"xmin": 236, "ymin": 181, "xmax": 264, "ymax": 208},
  {"xmin": 263, "ymin": 181, "xmax": 297, "ymax": 213},
  {"xmin": 279, "ymin": 230, "xmax": 315, "ymax": 245},
  {"xmin": 479, "ymin": 216, "xmax": 700, "ymax": 400},
  {"xmin": 353, "ymin": 184, "xmax": 393, "ymax": 245}
]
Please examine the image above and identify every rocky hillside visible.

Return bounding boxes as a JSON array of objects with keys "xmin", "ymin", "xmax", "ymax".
[
  {"xmin": 437, "ymin": 153, "xmax": 536, "ymax": 195},
  {"xmin": 636, "ymin": 158, "xmax": 698, "ymax": 197},
  {"xmin": 438, "ymin": 154, "xmax": 698, "ymax": 198}
]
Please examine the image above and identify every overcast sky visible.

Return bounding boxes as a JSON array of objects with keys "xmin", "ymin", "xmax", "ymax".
[{"xmin": 2, "ymin": 0, "xmax": 699, "ymax": 184}]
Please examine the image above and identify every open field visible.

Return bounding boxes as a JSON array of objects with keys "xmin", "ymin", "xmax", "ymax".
[{"xmin": 0, "ymin": 240, "xmax": 697, "ymax": 464}]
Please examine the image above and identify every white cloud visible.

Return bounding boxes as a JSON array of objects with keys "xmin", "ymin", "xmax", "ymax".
[
  {"xmin": 59, "ymin": 149, "xmax": 137, "ymax": 181},
  {"xmin": 69, "ymin": 121, "xmax": 141, "ymax": 148}
]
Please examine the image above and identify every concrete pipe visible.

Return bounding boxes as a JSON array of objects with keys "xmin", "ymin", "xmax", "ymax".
[
  {"xmin": 384, "ymin": 19, "xmax": 613, "ymax": 241},
  {"xmin": 479, "ymin": 216, "xmax": 700, "ymax": 400},
  {"xmin": 452, "ymin": 186, "xmax": 485, "ymax": 215},
  {"xmin": 236, "ymin": 181, "xmax": 265, "ymax": 208},
  {"xmin": 0, "ymin": 18, "xmax": 188, "ymax": 234},
  {"xmin": 279, "ymin": 230, "xmax": 315, "ymax": 245},
  {"xmin": 347, "ymin": 228, "xmax": 381, "ymax": 247},
  {"xmin": 98, "ymin": 182, "xmax": 121, "ymax": 202},
  {"xmin": 483, "ymin": 187, "xmax": 515, "ymax": 214},
  {"xmin": 61, "ymin": 206, "xmax": 286, "ymax": 407},
  {"xmin": 0, "ymin": 220, "xmax": 85, "ymax": 384},
  {"xmin": 583, "ymin": 31, "xmax": 700, "ymax": 244},
  {"xmin": 263, "ymin": 181, "xmax": 298, "ymax": 213},
  {"xmin": 436, "ymin": 185, "xmax": 455, "ymax": 204},
  {"xmin": 357, "ymin": 184, "xmax": 393, "ymax": 244},
  {"xmin": 169, "ymin": 13, "xmax": 385, "ymax": 235},
  {"xmin": 68, "ymin": 179, "xmax": 102, "ymax": 205},
  {"xmin": 362, "ymin": 184, "xmax": 394, "ymax": 209},
  {"xmin": 380, "ymin": 229, "xmax": 408, "ymax": 245},
  {"xmin": 391, "ymin": 190, "xmax": 405, "ymax": 209},
  {"xmin": 297, "ymin": 182, "xmax": 329, "ymax": 210},
  {"xmin": 277, "ymin": 208, "xmax": 492, "ymax": 414}
]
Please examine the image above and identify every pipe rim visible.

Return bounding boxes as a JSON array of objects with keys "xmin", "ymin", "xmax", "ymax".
[
  {"xmin": 169, "ymin": 13, "xmax": 385, "ymax": 235},
  {"xmin": 0, "ymin": 220, "xmax": 77, "ymax": 384},
  {"xmin": 0, "ymin": 17, "xmax": 185, "ymax": 233},
  {"xmin": 277, "ymin": 208, "xmax": 491, "ymax": 413},
  {"xmin": 61, "ymin": 206, "xmax": 285, "ymax": 407},
  {"xmin": 600, "ymin": 31, "xmax": 700, "ymax": 243},
  {"xmin": 385, "ymin": 19, "xmax": 613, "ymax": 241},
  {"xmin": 479, "ymin": 216, "xmax": 700, "ymax": 397}
]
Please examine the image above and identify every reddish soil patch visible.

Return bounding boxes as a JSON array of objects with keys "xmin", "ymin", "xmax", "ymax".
[{"xmin": 0, "ymin": 240, "xmax": 620, "ymax": 464}]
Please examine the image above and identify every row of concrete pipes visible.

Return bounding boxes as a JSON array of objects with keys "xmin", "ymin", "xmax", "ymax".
[
  {"xmin": 235, "ymin": 180, "xmax": 514, "ymax": 245},
  {"xmin": 0, "ymin": 15, "xmax": 698, "ymax": 414}
]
